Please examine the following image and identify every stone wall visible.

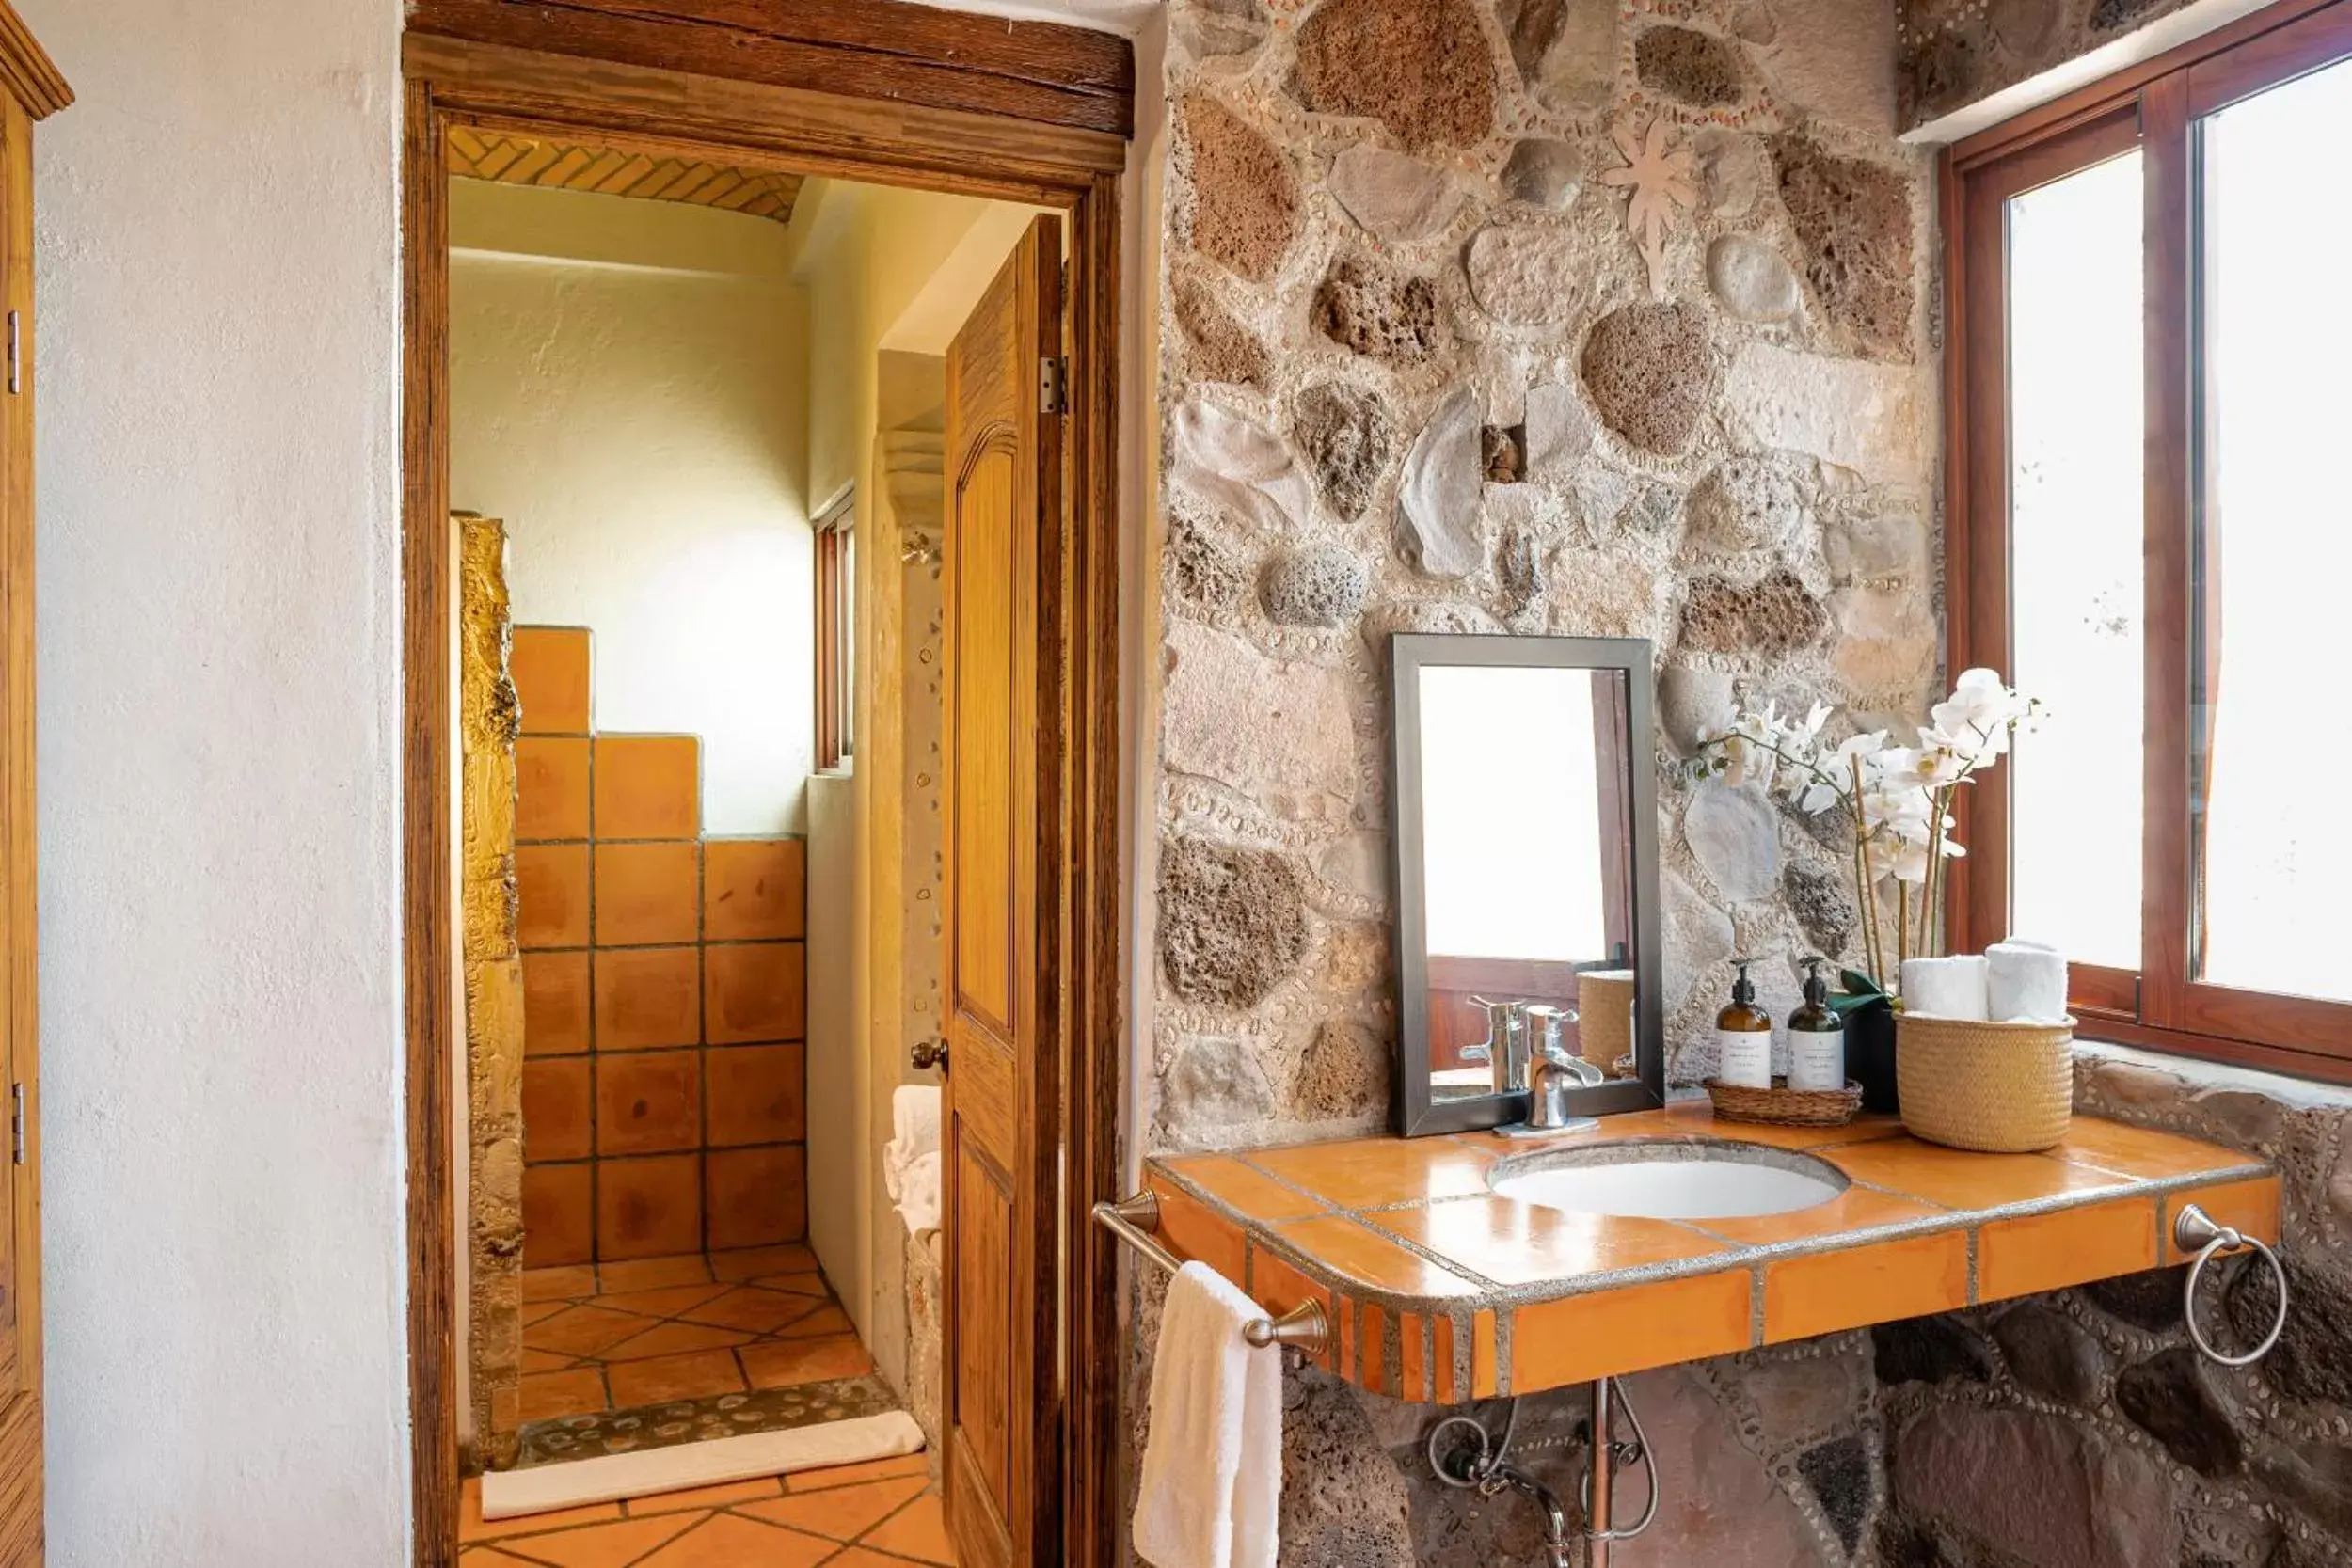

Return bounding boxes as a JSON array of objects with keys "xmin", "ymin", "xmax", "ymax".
[{"xmin": 1897, "ymin": 0, "xmax": 2201, "ymax": 130}]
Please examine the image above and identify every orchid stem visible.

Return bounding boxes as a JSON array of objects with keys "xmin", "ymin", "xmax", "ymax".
[{"xmin": 1850, "ymin": 752, "xmax": 1886, "ymax": 990}]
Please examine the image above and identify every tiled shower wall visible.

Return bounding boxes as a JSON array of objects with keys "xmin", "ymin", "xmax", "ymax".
[{"xmin": 509, "ymin": 625, "xmax": 809, "ymax": 1264}]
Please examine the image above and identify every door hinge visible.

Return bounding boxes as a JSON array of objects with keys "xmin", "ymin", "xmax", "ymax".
[
  {"xmin": 8, "ymin": 1083, "xmax": 22, "ymax": 1166},
  {"xmin": 1039, "ymin": 355, "xmax": 1068, "ymax": 416},
  {"xmin": 7, "ymin": 311, "xmax": 20, "ymax": 397}
]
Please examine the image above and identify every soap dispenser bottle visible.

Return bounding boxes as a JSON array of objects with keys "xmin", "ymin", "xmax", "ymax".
[
  {"xmin": 1716, "ymin": 958, "xmax": 1774, "ymax": 1088},
  {"xmin": 1787, "ymin": 957, "xmax": 1847, "ymax": 1092}
]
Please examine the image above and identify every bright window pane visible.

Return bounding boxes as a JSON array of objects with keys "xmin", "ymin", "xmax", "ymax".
[
  {"xmin": 2006, "ymin": 150, "xmax": 2145, "ymax": 967},
  {"xmin": 2196, "ymin": 55, "xmax": 2352, "ymax": 1002}
]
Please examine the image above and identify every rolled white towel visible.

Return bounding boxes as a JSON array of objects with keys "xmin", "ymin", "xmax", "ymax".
[
  {"xmin": 1987, "ymin": 940, "xmax": 2069, "ymax": 1022},
  {"xmin": 1901, "ymin": 955, "xmax": 1990, "ymax": 1021},
  {"xmin": 892, "ymin": 1150, "xmax": 943, "ymax": 1238},
  {"xmin": 892, "ymin": 1083, "xmax": 942, "ymax": 1159}
]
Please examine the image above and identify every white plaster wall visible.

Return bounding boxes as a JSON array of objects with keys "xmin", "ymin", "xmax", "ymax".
[
  {"xmin": 24, "ymin": 0, "xmax": 412, "ymax": 1562},
  {"xmin": 451, "ymin": 182, "xmax": 812, "ymax": 835}
]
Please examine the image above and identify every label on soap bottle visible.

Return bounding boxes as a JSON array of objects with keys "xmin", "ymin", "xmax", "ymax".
[
  {"xmin": 1717, "ymin": 1028, "xmax": 1773, "ymax": 1088},
  {"xmin": 1787, "ymin": 1025, "xmax": 1846, "ymax": 1092}
]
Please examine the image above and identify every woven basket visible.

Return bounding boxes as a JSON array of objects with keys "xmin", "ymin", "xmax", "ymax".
[
  {"xmin": 1702, "ymin": 1078, "xmax": 1864, "ymax": 1128},
  {"xmin": 1897, "ymin": 1014, "xmax": 2076, "ymax": 1152}
]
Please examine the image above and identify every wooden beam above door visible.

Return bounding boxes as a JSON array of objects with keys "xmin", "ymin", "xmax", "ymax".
[{"xmin": 405, "ymin": 0, "xmax": 1137, "ymax": 137}]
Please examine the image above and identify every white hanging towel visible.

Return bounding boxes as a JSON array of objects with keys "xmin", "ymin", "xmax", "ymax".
[
  {"xmin": 1133, "ymin": 1261, "xmax": 1282, "ymax": 1568},
  {"xmin": 1987, "ymin": 939, "xmax": 2070, "ymax": 1022},
  {"xmin": 1900, "ymin": 955, "xmax": 1991, "ymax": 1020},
  {"xmin": 884, "ymin": 1085, "xmax": 944, "ymax": 1236}
]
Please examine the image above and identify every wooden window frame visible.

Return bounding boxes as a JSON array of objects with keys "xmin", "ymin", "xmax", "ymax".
[
  {"xmin": 400, "ymin": 8, "xmax": 1134, "ymax": 1565},
  {"xmin": 814, "ymin": 485, "xmax": 854, "ymax": 773},
  {"xmin": 1945, "ymin": 0, "xmax": 2352, "ymax": 1083}
]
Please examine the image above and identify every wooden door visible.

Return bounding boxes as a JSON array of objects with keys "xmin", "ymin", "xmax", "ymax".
[
  {"xmin": 938, "ymin": 215, "xmax": 1063, "ymax": 1568},
  {"xmin": 0, "ymin": 10, "xmax": 67, "ymax": 1559}
]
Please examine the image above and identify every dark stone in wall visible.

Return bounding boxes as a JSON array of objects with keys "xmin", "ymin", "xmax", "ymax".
[
  {"xmin": 2090, "ymin": 0, "xmax": 2168, "ymax": 31},
  {"xmin": 1899, "ymin": 0, "xmax": 2204, "ymax": 130},
  {"xmin": 1678, "ymin": 569, "xmax": 1828, "ymax": 660},
  {"xmin": 2253, "ymin": 1437, "xmax": 2352, "ymax": 1539},
  {"xmin": 1293, "ymin": 1020, "xmax": 1389, "ymax": 1120},
  {"xmin": 1581, "ymin": 303, "xmax": 1713, "ymax": 456},
  {"xmin": 1166, "ymin": 514, "xmax": 1247, "ymax": 613},
  {"xmin": 1158, "ymin": 837, "xmax": 1310, "ymax": 1007},
  {"xmin": 1635, "ymin": 24, "xmax": 1745, "ymax": 107},
  {"xmin": 2083, "ymin": 1264, "xmax": 2187, "ymax": 1332},
  {"xmin": 2228, "ymin": 1256, "xmax": 2352, "ymax": 1408},
  {"xmin": 1771, "ymin": 136, "xmax": 1915, "ymax": 360},
  {"xmin": 1279, "ymin": 1371, "xmax": 1418, "ymax": 1566},
  {"xmin": 1294, "ymin": 381, "xmax": 1394, "ymax": 524},
  {"xmin": 1798, "ymin": 1433, "xmax": 1871, "ymax": 1555},
  {"xmin": 1890, "ymin": 1405, "xmax": 2178, "ymax": 1568},
  {"xmin": 1291, "ymin": 0, "xmax": 1497, "ymax": 151},
  {"xmin": 1312, "ymin": 255, "xmax": 1445, "ymax": 366},
  {"xmin": 2114, "ymin": 1347, "xmax": 2244, "ymax": 1477},
  {"xmin": 1784, "ymin": 860, "xmax": 1858, "ymax": 956},
  {"xmin": 1991, "ymin": 1302, "xmax": 2105, "ymax": 1406},
  {"xmin": 1177, "ymin": 94, "xmax": 1300, "ymax": 284},
  {"xmin": 1874, "ymin": 1317, "xmax": 1992, "ymax": 1386},
  {"xmin": 1495, "ymin": 0, "xmax": 1566, "ymax": 84},
  {"xmin": 1173, "ymin": 275, "xmax": 1268, "ymax": 388}
]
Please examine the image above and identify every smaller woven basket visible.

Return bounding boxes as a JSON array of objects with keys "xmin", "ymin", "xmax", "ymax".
[
  {"xmin": 1702, "ymin": 1078, "xmax": 1865, "ymax": 1128},
  {"xmin": 1897, "ymin": 1014, "xmax": 2076, "ymax": 1152}
]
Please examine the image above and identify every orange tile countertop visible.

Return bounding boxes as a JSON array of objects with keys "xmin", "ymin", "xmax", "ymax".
[{"xmin": 1143, "ymin": 1105, "xmax": 2278, "ymax": 1403}]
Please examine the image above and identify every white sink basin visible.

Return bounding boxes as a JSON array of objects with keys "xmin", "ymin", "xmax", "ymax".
[{"xmin": 1490, "ymin": 1141, "xmax": 1847, "ymax": 1221}]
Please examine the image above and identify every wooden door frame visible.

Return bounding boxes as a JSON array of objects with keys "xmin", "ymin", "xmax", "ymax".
[{"xmin": 399, "ymin": 26, "xmax": 1131, "ymax": 1568}]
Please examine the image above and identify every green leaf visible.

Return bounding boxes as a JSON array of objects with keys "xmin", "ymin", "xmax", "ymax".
[{"xmin": 1838, "ymin": 968, "xmax": 1885, "ymax": 999}]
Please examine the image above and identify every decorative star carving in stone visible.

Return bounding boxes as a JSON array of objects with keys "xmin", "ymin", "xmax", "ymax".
[{"xmin": 1602, "ymin": 115, "xmax": 1699, "ymax": 300}]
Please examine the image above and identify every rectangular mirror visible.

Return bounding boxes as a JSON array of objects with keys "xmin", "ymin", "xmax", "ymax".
[{"xmin": 1389, "ymin": 634, "xmax": 1665, "ymax": 1135}]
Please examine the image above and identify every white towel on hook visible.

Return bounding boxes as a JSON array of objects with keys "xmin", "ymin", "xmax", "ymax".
[{"xmin": 1133, "ymin": 1261, "xmax": 1281, "ymax": 1568}]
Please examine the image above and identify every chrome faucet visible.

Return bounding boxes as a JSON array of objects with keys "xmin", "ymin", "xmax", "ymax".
[
  {"xmin": 1523, "ymin": 1005, "xmax": 1604, "ymax": 1131},
  {"xmin": 1465, "ymin": 996, "xmax": 1532, "ymax": 1095}
]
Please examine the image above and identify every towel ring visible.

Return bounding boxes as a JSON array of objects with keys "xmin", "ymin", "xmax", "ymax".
[{"xmin": 2175, "ymin": 1203, "xmax": 2288, "ymax": 1368}]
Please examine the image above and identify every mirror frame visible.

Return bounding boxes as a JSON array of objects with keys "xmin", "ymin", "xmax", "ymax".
[{"xmin": 1388, "ymin": 633, "xmax": 1667, "ymax": 1136}]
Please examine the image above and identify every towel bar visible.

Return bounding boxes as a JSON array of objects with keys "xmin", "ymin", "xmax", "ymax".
[{"xmin": 1092, "ymin": 1192, "xmax": 1330, "ymax": 1353}]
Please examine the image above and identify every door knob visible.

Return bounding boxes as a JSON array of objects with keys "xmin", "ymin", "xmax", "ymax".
[{"xmin": 912, "ymin": 1038, "xmax": 949, "ymax": 1072}]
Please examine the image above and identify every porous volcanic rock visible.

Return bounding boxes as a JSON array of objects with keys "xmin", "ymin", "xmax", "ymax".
[
  {"xmin": 2115, "ymin": 1347, "xmax": 2244, "ymax": 1478},
  {"xmin": 1263, "ymin": 545, "xmax": 1371, "ymax": 627},
  {"xmin": 1784, "ymin": 859, "xmax": 1858, "ymax": 955},
  {"xmin": 1157, "ymin": 836, "xmax": 1311, "ymax": 1007},
  {"xmin": 1164, "ymin": 512, "xmax": 1248, "ymax": 613},
  {"xmin": 1313, "ymin": 255, "xmax": 1445, "ymax": 366},
  {"xmin": 1678, "ymin": 569, "xmax": 1827, "ymax": 659},
  {"xmin": 1177, "ymin": 94, "xmax": 1300, "ymax": 282},
  {"xmin": 1581, "ymin": 303, "xmax": 1714, "ymax": 455},
  {"xmin": 1292, "ymin": 0, "xmax": 1497, "ymax": 151},
  {"xmin": 1637, "ymin": 24, "xmax": 1745, "ymax": 106},
  {"xmin": 1173, "ymin": 274, "xmax": 1268, "ymax": 388},
  {"xmin": 1772, "ymin": 135, "xmax": 1915, "ymax": 359},
  {"xmin": 1295, "ymin": 381, "xmax": 1394, "ymax": 522},
  {"xmin": 1993, "ymin": 1302, "xmax": 2106, "ymax": 1406},
  {"xmin": 1292, "ymin": 1020, "xmax": 1390, "ymax": 1122}
]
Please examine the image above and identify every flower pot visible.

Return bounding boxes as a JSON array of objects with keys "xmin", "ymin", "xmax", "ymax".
[{"xmin": 1843, "ymin": 995, "xmax": 1899, "ymax": 1115}]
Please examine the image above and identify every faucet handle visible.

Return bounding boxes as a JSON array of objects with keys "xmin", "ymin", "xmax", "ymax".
[{"xmin": 1523, "ymin": 1004, "xmax": 1578, "ymax": 1061}]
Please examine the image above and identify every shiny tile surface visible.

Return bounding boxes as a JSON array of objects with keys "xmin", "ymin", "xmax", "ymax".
[
  {"xmin": 1977, "ymin": 1195, "xmax": 2159, "ymax": 1303},
  {"xmin": 1371, "ymin": 1196, "xmax": 1726, "ymax": 1288},
  {"xmin": 1244, "ymin": 1135, "xmax": 1499, "ymax": 1210},
  {"xmin": 1511, "ymin": 1270, "xmax": 1752, "ymax": 1391},
  {"xmin": 1690, "ymin": 1183, "xmax": 1947, "ymax": 1247},
  {"xmin": 1762, "ymin": 1230, "xmax": 1970, "ymax": 1343},
  {"xmin": 2163, "ymin": 1177, "xmax": 2281, "ymax": 1263},
  {"xmin": 1271, "ymin": 1216, "xmax": 1485, "ymax": 1296},
  {"xmin": 1821, "ymin": 1139, "xmax": 2137, "ymax": 1211},
  {"xmin": 1158, "ymin": 1153, "xmax": 1329, "ymax": 1221}
]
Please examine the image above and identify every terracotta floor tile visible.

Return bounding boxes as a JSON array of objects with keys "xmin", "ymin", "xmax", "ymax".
[
  {"xmin": 460, "ymin": 1478, "xmax": 622, "ymax": 1543},
  {"xmin": 739, "ymin": 1335, "xmax": 875, "ymax": 1389},
  {"xmin": 679, "ymin": 1285, "xmax": 820, "ymax": 1334},
  {"xmin": 599, "ymin": 1321, "xmax": 755, "ymax": 1362},
  {"xmin": 606, "ymin": 1348, "xmax": 748, "ymax": 1407},
  {"xmin": 786, "ymin": 1455, "xmax": 931, "ymax": 1492},
  {"xmin": 623, "ymin": 1478, "xmax": 782, "ymax": 1515},
  {"xmin": 634, "ymin": 1513, "xmax": 837, "ymax": 1568},
  {"xmin": 736, "ymin": 1477, "xmax": 929, "ymax": 1541},
  {"xmin": 529, "ymin": 1305, "xmax": 654, "ymax": 1359},
  {"xmin": 461, "ymin": 1550, "xmax": 548, "ymax": 1566},
  {"xmin": 521, "ymin": 1300, "xmax": 571, "ymax": 1326},
  {"xmin": 709, "ymin": 1243, "xmax": 818, "ymax": 1280},
  {"xmin": 859, "ymin": 1490, "xmax": 954, "ymax": 1563},
  {"xmin": 597, "ymin": 1254, "xmax": 715, "ymax": 1292},
  {"xmin": 593, "ymin": 1282, "xmax": 732, "ymax": 1319},
  {"xmin": 778, "ymin": 1305, "xmax": 854, "ymax": 1338},
  {"xmin": 495, "ymin": 1512, "xmax": 702, "ymax": 1568},
  {"xmin": 523, "ymin": 1265, "xmax": 599, "ymax": 1302},
  {"xmin": 520, "ymin": 1348, "xmax": 579, "ymax": 1374},
  {"xmin": 519, "ymin": 1368, "xmax": 610, "ymax": 1422},
  {"xmin": 823, "ymin": 1552, "xmax": 913, "ymax": 1568},
  {"xmin": 752, "ymin": 1271, "xmax": 831, "ymax": 1297}
]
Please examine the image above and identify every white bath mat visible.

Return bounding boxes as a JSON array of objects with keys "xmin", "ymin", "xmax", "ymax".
[{"xmin": 479, "ymin": 1409, "xmax": 926, "ymax": 1521}]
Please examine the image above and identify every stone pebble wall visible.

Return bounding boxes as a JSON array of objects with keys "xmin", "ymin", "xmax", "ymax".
[
  {"xmin": 1898, "ymin": 0, "xmax": 2201, "ymax": 130},
  {"xmin": 1150, "ymin": 0, "xmax": 1937, "ymax": 1153}
]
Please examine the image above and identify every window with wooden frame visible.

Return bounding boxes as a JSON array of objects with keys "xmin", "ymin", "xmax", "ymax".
[
  {"xmin": 814, "ymin": 486, "xmax": 855, "ymax": 772},
  {"xmin": 1946, "ymin": 0, "xmax": 2352, "ymax": 1081}
]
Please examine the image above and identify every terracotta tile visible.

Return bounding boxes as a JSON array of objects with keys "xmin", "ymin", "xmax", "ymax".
[
  {"xmin": 519, "ymin": 1348, "xmax": 578, "ymax": 1374},
  {"xmin": 461, "ymin": 1474, "xmax": 621, "ymax": 1541},
  {"xmin": 595, "ymin": 1281, "xmax": 730, "ymax": 1319},
  {"xmin": 594, "ymin": 946, "xmax": 701, "ymax": 1052},
  {"xmin": 681, "ymin": 1286, "xmax": 820, "ymax": 1334},
  {"xmin": 597, "ymin": 1154, "xmax": 704, "ymax": 1260},
  {"xmin": 1657, "ymin": 1104, "xmax": 1911, "ymax": 1148},
  {"xmin": 707, "ymin": 1146, "xmax": 807, "ymax": 1249},
  {"xmin": 1145, "ymin": 1179, "xmax": 1246, "ymax": 1283},
  {"xmin": 460, "ymin": 1550, "xmax": 545, "ymax": 1567},
  {"xmin": 1248, "ymin": 1245, "xmax": 1335, "ymax": 1372},
  {"xmin": 528, "ymin": 1305, "xmax": 653, "ymax": 1358},
  {"xmin": 736, "ymin": 1477, "xmax": 928, "ymax": 1540},
  {"xmin": 634, "ymin": 1513, "xmax": 834, "ymax": 1568},
  {"xmin": 710, "ymin": 1243, "xmax": 818, "ymax": 1279},
  {"xmin": 1157, "ymin": 1154, "xmax": 1328, "ymax": 1222},
  {"xmin": 523, "ymin": 951, "xmax": 593, "ymax": 1057},
  {"xmin": 705, "ymin": 942, "xmax": 806, "ymax": 1044},
  {"xmin": 753, "ymin": 1270, "xmax": 830, "ymax": 1297},
  {"xmin": 1822, "ymin": 1140, "xmax": 2136, "ymax": 1212},
  {"xmin": 1371, "ymin": 1197, "xmax": 1725, "ymax": 1288},
  {"xmin": 596, "ymin": 1050, "xmax": 703, "ymax": 1156},
  {"xmin": 596, "ymin": 1253, "xmax": 714, "ymax": 1292},
  {"xmin": 704, "ymin": 838, "xmax": 806, "ymax": 942},
  {"xmin": 779, "ymin": 1305, "xmax": 853, "ymax": 1338},
  {"xmin": 519, "ymin": 1367, "xmax": 610, "ymax": 1421},
  {"xmin": 516, "ymin": 844, "xmax": 592, "ymax": 950},
  {"xmin": 595, "ymin": 841, "xmax": 701, "ymax": 948},
  {"xmin": 495, "ymin": 1512, "xmax": 701, "ymax": 1568},
  {"xmin": 517, "ymin": 736, "xmax": 593, "ymax": 842},
  {"xmin": 2163, "ymin": 1176, "xmax": 2282, "ymax": 1263},
  {"xmin": 511, "ymin": 626, "xmax": 592, "ymax": 736},
  {"xmin": 1271, "ymin": 1216, "xmax": 1485, "ymax": 1297},
  {"xmin": 705, "ymin": 1043, "xmax": 806, "ymax": 1146},
  {"xmin": 595, "ymin": 736, "xmax": 701, "ymax": 840},
  {"xmin": 859, "ymin": 1489, "xmax": 953, "ymax": 1563},
  {"xmin": 1509, "ymin": 1270, "xmax": 1753, "ymax": 1393},
  {"xmin": 603, "ymin": 1319, "xmax": 755, "ymax": 1362},
  {"xmin": 785, "ymin": 1455, "xmax": 930, "ymax": 1492},
  {"xmin": 523, "ymin": 1164, "xmax": 595, "ymax": 1268},
  {"xmin": 1763, "ymin": 1231, "xmax": 1971, "ymax": 1343},
  {"xmin": 522, "ymin": 1264, "xmax": 597, "ymax": 1303},
  {"xmin": 1244, "ymin": 1136, "xmax": 1498, "ymax": 1210},
  {"xmin": 828, "ymin": 1551, "xmax": 926, "ymax": 1568},
  {"xmin": 521, "ymin": 1300, "xmax": 570, "ymax": 1326},
  {"xmin": 606, "ymin": 1348, "xmax": 748, "ymax": 1406},
  {"xmin": 1690, "ymin": 1185, "xmax": 1949, "ymax": 1247},
  {"xmin": 2046, "ymin": 1118, "xmax": 2266, "ymax": 1181},
  {"xmin": 1978, "ymin": 1194, "xmax": 2160, "ymax": 1304},
  {"xmin": 623, "ymin": 1478, "xmax": 781, "ymax": 1515},
  {"xmin": 740, "ymin": 1335, "xmax": 874, "ymax": 1388},
  {"xmin": 524, "ymin": 1057, "xmax": 594, "ymax": 1164}
]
